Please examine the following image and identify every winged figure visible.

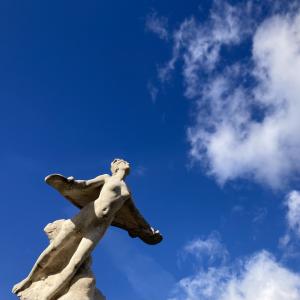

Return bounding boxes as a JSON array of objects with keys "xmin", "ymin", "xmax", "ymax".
[{"xmin": 12, "ymin": 159, "xmax": 162, "ymax": 300}]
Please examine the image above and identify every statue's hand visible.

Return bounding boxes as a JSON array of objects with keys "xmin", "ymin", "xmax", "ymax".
[{"xmin": 150, "ymin": 227, "xmax": 160, "ymax": 235}]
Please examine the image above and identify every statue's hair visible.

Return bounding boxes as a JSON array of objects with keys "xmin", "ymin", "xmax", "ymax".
[
  {"xmin": 110, "ymin": 158, "xmax": 130, "ymax": 174},
  {"xmin": 44, "ymin": 219, "xmax": 66, "ymax": 242}
]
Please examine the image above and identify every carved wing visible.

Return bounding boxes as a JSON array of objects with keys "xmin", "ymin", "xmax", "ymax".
[
  {"xmin": 112, "ymin": 197, "xmax": 162, "ymax": 245},
  {"xmin": 45, "ymin": 174, "xmax": 163, "ymax": 245}
]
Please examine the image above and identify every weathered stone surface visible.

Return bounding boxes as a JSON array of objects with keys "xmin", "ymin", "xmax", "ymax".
[{"xmin": 13, "ymin": 159, "xmax": 162, "ymax": 300}]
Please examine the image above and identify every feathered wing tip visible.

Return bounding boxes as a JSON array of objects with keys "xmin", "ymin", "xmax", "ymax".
[{"xmin": 113, "ymin": 197, "xmax": 163, "ymax": 245}]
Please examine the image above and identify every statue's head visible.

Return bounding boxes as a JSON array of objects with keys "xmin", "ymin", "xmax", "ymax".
[
  {"xmin": 44, "ymin": 220, "xmax": 66, "ymax": 242},
  {"xmin": 111, "ymin": 158, "xmax": 130, "ymax": 176}
]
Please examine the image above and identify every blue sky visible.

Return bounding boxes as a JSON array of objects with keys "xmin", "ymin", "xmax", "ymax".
[{"xmin": 1, "ymin": 1, "xmax": 300, "ymax": 299}]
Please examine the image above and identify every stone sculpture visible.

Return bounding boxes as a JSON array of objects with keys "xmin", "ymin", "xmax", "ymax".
[{"xmin": 13, "ymin": 159, "xmax": 162, "ymax": 300}]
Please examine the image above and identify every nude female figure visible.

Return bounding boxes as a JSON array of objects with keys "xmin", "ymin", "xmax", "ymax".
[{"xmin": 13, "ymin": 159, "xmax": 133, "ymax": 300}]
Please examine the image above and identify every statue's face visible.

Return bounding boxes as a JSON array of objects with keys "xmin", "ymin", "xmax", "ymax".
[
  {"xmin": 111, "ymin": 159, "xmax": 130, "ymax": 175},
  {"xmin": 118, "ymin": 161, "xmax": 130, "ymax": 175}
]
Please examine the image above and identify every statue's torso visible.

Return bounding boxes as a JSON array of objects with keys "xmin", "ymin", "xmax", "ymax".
[
  {"xmin": 94, "ymin": 177, "xmax": 130, "ymax": 217},
  {"xmin": 100, "ymin": 177, "xmax": 130, "ymax": 200},
  {"xmin": 72, "ymin": 176, "xmax": 130, "ymax": 232}
]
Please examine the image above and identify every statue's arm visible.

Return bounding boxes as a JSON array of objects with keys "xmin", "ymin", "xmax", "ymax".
[
  {"xmin": 66, "ymin": 174, "xmax": 109, "ymax": 188},
  {"xmin": 83, "ymin": 174, "xmax": 109, "ymax": 188}
]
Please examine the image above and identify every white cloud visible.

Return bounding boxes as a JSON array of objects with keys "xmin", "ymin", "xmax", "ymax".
[
  {"xmin": 184, "ymin": 233, "xmax": 228, "ymax": 264},
  {"xmin": 280, "ymin": 191, "xmax": 300, "ymax": 254},
  {"xmin": 145, "ymin": 12, "xmax": 169, "ymax": 41},
  {"xmin": 161, "ymin": 1, "xmax": 300, "ymax": 187},
  {"xmin": 285, "ymin": 191, "xmax": 300, "ymax": 237},
  {"xmin": 169, "ymin": 237, "xmax": 300, "ymax": 300},
  {"xmin": 159, "ymin": 1, "xmax": 244, "ymax": 85}
]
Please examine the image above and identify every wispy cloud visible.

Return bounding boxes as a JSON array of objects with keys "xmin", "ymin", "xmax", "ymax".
[
  {"xmin": 156, "ymin": 0, "xmax": 300, "ymax": 188},
  {"xmin": 145, "ymin": 11, "xmax": 169, "ymax": 41},
  {"xmin": 252, "ymin": 207, "xmax": 268, "ymax": 224},
  {"xmin": 279, "ymin": 191, "xmax": 300, "ymax": 257},
  {"xmin": 285, "ymin": 191, "xmax": 300, "ymax": 237},
  {"xmin": 159, "ymin": 0, "xmax": 247, "ymax": 85},
  {"xmin": 147, "ymin": 81, "xmax": 159, "ymax": 103},
  {"xmin": 132, "ymin": 165, "xmax": 147, "ymax": 176},
  {"xmin": 103, "ymin": 230, "xmax": 175, "ymax": 300},
  {"xmin": 183, "ymin": 233, "xmax": 228, "ymax": 265}
]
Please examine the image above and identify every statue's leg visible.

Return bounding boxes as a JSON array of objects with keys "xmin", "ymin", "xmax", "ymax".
[
  {"xmin": 13, "ymin": 220, "xmax": 76, "ymax": 294},
  {"xmin": 43, "ymin": 228, "xmax": 104, "ymax": 300}
]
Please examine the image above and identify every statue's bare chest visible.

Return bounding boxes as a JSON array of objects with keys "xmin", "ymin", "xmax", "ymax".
[{"xmin": 103, "ymin": 178, "xmax": 130, "ymax": 198}]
